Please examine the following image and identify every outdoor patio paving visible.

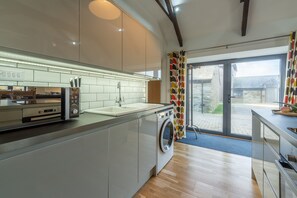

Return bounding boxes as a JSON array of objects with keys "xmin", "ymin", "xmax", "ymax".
[{"xmin": 192, "ymin": 103, "xmax": 278, "ymax": 136}]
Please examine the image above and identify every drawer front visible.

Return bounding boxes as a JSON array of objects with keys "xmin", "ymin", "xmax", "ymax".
[
  {"xmin": 264, "ymin": 141, "xmax": 280, "ymax": 197},
  {"xmin": 264, "ymin": 125, "xmax": 280, "ymax": 154},
  {"xmin": 264, "ymin": 173, "xmax": 277, "ymax": 198}
]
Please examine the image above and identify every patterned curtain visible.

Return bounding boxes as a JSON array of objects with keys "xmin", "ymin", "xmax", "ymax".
[
  {"xmin": 284, "ymin": 31, "xmax": 297, "ymax": 104},
  {"xmin": 169, "ymin": 50, "xmax": 187, "ymax": 139}
]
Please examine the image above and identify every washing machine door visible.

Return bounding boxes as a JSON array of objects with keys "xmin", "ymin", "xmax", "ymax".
[{"xmin": 160, "ymin": 118, "xmax": 174, "ymax": 153}]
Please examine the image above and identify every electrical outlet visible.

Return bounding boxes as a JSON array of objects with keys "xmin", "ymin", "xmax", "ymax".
[{"xmin": 0, "ymin": 70, "xmax": 24, "ymax": 80}]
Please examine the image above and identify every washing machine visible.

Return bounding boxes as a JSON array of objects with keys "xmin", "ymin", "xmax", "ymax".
[{"xmin": 156, "ymin": 109, "xmax": 174, "ymax": 174}]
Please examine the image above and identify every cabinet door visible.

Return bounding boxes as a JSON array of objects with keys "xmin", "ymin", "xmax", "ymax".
[
  {"xmin": 0, "ymin": 0, "xmax": 79, "ymax": 61},
  {"xmin": 252, "ymin": 116, "xmax": 264, "ymax": 196},
  {"xmin": 264, "ymin": 173, "xmax": 277, "ymax": 198},
  {"xmin": 0, "ymin": 129, "xmax": 109, "ymax": 198},
  {"xmin": 139, "ymin": 114, "xmax": 157, "ymax": 187},
  {"xmin": 80, "ymin": 0, "xmax": 122, "ymax": 71},
  {"xmin": 123, "ymin": 13, "xmax": 146, "ymax": 75},
  {"xmin": 146, "ymin": 31, "xmax": 162, "ymax": 78},
  {"xmin": 109, "ymin": 120, "xmax": 138, "ymax": 198},
  {"xmin": 263, "ymin": 140, "xmax": 280, "ymax": 197},
  {"xmin": 264, "ymin": 125, "xmax": 280, "ymax": 154}
]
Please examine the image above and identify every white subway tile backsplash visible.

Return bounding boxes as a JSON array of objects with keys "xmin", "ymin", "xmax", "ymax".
[
  {"xmin": 97, "ymin": 78, "xmax": 109, "ymax": 86},
  {"xmin": 80, "ymin": 102, "xmax": 90, "ymax": 111},
  {"xmin": 48, "ymin": 68, "xmax": 71, "ymax": 74},
  {"xmin": 109, "ymin": 93, "xmax": 118, "ymax": 101},
  {"xmin": 0, "ymin": 60, "xmax": 17, "ymax": 67},
  {"xmin": 61, "ymin": 74, "xmax": 75, "ymax": 83},
  {"xmin": 104, "ymin": 86, "xmax": 116, "ymax": 93},
  {"xmin": 97, "ymin": 93, "xmax": 109, "ymax": 101},
  {"xmin": 18, "ymin": 63, "xmax": 47, "ymax": 71},
  {"xmin": 0, "ymin": 81, "xmax": 17, "ymax": 85},
  {"xmin": 120, "ymin": 80, "xmax": 129, "ymax": 86},
  {"xmin": 0, "ymin": 57, "xmax": 146, "ymax": 110},
  {"xmin": 82, "ymin": 76, "xmax": 97, "ymax": 85},
  {"xmin": 103, "ymin": 100, "xmax": 116, "ymax": 107},
  {"xmin": 80, "ymin": 85, "xmax": 90, "ymax": 93},
  {"xmin": 129, "ymin": 81, "xmax": 137, "ymax": 87},
  {"xmin": 71, "ymin": 70, "xmax": 89, "ymax": 76},
  {"xmin": 103, "ymin": 75, "xmax": 115, "ymax": 79},
  {"xmin": 90, "ymin": 85, "xmax": 103, "ymax": 93},
  {"xmin": 89, "ymin": 73, "xmax": 103, "ymax": 78},
  {"xmin": 48, "ymin": 83, "xmax": 70, "ymax": 87},
  {"xmin": 109, "ymin": 79, "xmax": 119, "ymax": 86},
  {"xmin": 18, "ymin": 81, "xmax": 48, "ymax": 86},
  {"xmin": 90, "ymin": 101, "xmax": 103, "ymax": 108},
  {"xmin": 0, "ymin": 66, "xmax": 33, "ymax": 81},
  {"xmin": 140, "ymin": 98, "xmax": 146, "ymax": 103},
  {"xmin": 81, "ymin": 93, "xmax": 97, "ymax": 102},
  {"xmin": 34, "ymin": 71, "xmax": 60, "ymax": 82}
]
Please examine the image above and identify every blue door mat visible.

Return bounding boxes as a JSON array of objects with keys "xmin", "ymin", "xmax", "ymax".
[{"xmin": 176, "ymin": 132, "xmax": 251, "ymax": 157}]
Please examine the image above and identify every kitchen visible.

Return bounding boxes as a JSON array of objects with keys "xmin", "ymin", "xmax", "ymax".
[{"xmin": 0, "ymin": 0, "xmax": 297, "ymax": 198}]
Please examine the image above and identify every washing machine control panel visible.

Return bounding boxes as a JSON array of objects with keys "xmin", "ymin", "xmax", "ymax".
[{"xmin": 158, "ymin": 110, "xmax": 173, "ymax": 118}]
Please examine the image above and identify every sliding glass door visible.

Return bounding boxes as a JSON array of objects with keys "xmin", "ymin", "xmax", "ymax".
[
  {"xmin": 187, "ymin": 55, "xmax": 286, "ymax": 139},
  {"xmin": 188, "ymin": 64, "xmax": 224, "ymax": 134}
]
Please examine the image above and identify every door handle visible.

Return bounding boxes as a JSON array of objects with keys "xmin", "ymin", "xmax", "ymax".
[{"xmin": 227, "ymin": 95, "xmax": 236, "ymax": 103}]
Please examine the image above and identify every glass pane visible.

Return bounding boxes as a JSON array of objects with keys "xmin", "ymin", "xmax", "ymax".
[
  {"xmin": 192, "ymin": 65, "xmax": 224, "ymax": 132},
  {"xmin": 162, "ymin": 121, "xmax": 173, "ymax": 152},
  {"xmin": 230, "ymin": 59, "xmax": 280, "ymax": 136}
]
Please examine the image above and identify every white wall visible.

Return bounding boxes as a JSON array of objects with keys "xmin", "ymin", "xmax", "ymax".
[{"xmin": 166, "ymin": 0, "xmax": 297, "ymax": 52}]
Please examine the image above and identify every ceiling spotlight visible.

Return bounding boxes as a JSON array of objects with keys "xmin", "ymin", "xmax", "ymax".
[{"xmin": 174, "ymin": 7, "xmax": 180, "ymax": 12}]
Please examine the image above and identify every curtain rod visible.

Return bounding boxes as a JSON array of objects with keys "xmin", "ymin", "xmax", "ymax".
[{"xmin": 186, "ymin": 34, "xmax": 290, "ymax": 53}]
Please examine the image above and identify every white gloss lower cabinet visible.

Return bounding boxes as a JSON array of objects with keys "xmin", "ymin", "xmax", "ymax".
[
  {"xmin": 109, "ymin": 120, "xmax": 139, "ymax": 198},
  {"xmin": 139, "ymin": 114, "xmax": 157, "ymax": 187},
  {"xmin": 0, "ymin": 129, "xmax": 109, "ymax": 198}
]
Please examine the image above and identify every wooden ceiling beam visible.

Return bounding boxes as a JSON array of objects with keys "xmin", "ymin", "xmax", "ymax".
[
  {"xmin": 155, "ymin": 0, "xmax": 171, "ymax": 20},
  {"xmin": 240, "ymin": 0, "xmax": 250, "ymax": 36},
  {"xmin": 155, "ymin": 0, "xmax": 183, "ymax": 47}
]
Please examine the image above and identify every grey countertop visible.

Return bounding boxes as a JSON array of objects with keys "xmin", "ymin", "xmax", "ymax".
[
  {"xmin": 0, "ymin": 104, "xmax": 173, "ymax": 158},
  {"xmin": 252, "ymin": 109, "xmax": 297, "ymax": 146}
]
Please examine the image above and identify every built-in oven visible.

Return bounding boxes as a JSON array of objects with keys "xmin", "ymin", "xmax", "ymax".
[{"xmin": 278, "ymin": 137, "xmax": 297, "ymax": 198}]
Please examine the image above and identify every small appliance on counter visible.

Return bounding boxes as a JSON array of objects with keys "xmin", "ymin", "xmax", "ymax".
[{"xmin": 0, "ymin": 86, "xmax": 80, "ymax": 132}]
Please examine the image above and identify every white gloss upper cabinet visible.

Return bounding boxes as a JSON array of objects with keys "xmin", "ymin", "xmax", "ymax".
[
  {"xmin": 146, "ymin": 31, "xmax": 162, "ymax": 79},
  {"xmin": 80, "ymin": 0, "xmax": 122, "ymax": 71},
  {"xmin": 123, "ymin": 13, "xmax": 146, "ymax": 75},
  {"xmin": 0, "ymin": 0, "xmax": 79, "ymax": 61}
]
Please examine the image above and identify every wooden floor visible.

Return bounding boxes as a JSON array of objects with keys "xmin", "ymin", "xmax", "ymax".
[{"xmin": 134, "ymin": 142, "xmax": 261, "ymax": 198}]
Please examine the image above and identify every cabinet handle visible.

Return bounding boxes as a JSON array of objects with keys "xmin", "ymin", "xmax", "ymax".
[{"xmin": 275, "ymin": 160, "xmax": 297, "ymax": 196}]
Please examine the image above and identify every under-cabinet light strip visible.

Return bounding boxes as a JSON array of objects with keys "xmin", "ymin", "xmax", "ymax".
[{"xmin": 0, "ymin": 57, "xmax": 150, "ymax": 81}]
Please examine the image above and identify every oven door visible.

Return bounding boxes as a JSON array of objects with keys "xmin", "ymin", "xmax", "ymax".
[
  {"xmin": 275, "ymin": 160, "xmax": 297, "ymax": 198},
  {"xmin": 160, "ymin": 118, "xmax": 174, "ymax": 153}
]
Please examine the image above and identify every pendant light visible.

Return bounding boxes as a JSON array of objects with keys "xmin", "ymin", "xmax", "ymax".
[{"xmin": 89, "ymin": 0, "xmax": 121, "ymax": 20}]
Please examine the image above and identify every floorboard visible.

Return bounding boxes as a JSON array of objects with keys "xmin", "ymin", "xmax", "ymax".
[{"xmin": 134, "ymin": 142, "xmax": 261, "ymax": 198}]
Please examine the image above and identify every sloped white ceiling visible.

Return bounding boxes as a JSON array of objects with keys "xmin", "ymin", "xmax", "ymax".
[{"xmin": 114, "ymin": 0, "xmax": 297, "ymax": 52}]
